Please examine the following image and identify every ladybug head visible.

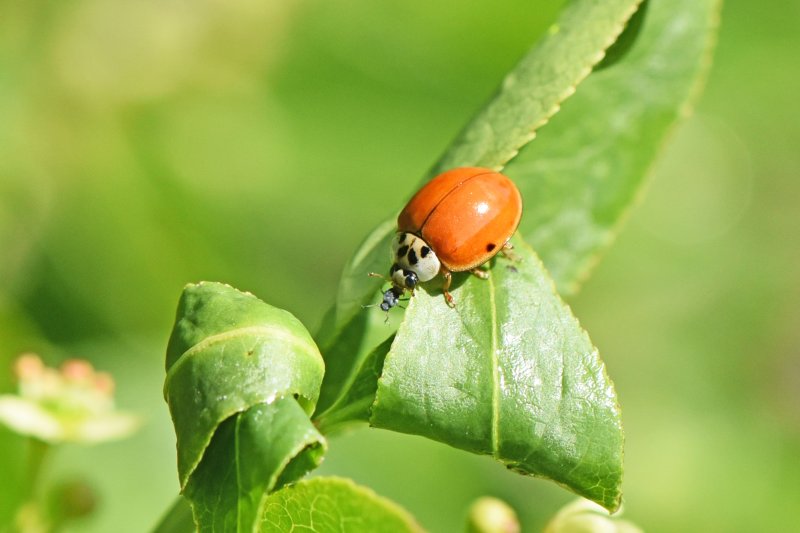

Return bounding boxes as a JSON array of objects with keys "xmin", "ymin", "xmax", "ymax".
[{"xmin": 390, "ymin": 264, "xmax": 418, "ymax": 291}]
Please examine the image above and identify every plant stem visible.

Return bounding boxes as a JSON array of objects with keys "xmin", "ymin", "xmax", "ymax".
[{"xmin": 26, "ymin": 438, "xmax": 50, "ymax": 500}]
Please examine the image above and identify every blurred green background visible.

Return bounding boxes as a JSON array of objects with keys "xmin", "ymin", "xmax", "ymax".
[{"xmin": 1, "ymin": 0, "xmax": 798, "ymax": 531}]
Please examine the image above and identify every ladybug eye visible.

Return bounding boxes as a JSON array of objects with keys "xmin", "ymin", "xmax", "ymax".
[{"xmin": 405, "ymin": 272, "xmax": 418, "ymax": 289}]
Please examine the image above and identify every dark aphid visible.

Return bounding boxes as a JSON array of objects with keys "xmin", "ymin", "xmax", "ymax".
[{"xmin": 379, "ymin": 286, "xmax": 404, "ymax": 312}]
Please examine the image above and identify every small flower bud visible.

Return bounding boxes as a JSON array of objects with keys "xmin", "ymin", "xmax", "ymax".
[
  {"xmin": 466, "ymin": 496, "xmax": 521, "ymax": 533},
  {"xmin": 544, "ymin": 499, "xmax": 642, "ymax": 533}
]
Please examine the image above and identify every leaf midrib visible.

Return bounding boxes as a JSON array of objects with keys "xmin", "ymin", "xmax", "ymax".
[{"xmin": 487, "ymin": 271, "xmax": 500, "ymax": 459}]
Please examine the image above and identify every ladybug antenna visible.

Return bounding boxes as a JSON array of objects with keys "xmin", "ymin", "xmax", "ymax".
[{"xmin": 367, "ymin": 272, "xmax": 391, "ymax": 283}]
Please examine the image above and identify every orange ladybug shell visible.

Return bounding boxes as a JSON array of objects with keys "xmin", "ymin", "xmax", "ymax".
[{"xmin": 397, "ymin": 167, "xmax": 522, "ymax": 272}]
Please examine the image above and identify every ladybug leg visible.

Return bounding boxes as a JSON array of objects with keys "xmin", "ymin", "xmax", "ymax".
[
  {"xmin": 470, "ymin": 267, "xmax": 490, "ymax": 280},
  {"xmin": 499, "ymin": 241, "xmax": 521, "ymax": 262},
  {"xmin": 441, "ymin": 269, "xmax": 456, "ymax": 308}
]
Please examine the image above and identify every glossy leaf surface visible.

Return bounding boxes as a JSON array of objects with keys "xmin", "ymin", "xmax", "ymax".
[
  {"xmin": 261, "ymin": 477, "xmax": 423, "ymax": 533},
  {"xmin": 371, "ymin": 239, "xmax": 623, "ymax": 510}
]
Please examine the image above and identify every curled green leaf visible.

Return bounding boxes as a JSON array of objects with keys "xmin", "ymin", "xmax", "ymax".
[
  {"xmin": 371, "ymin": 239, "xmax": 623, "ymax": 511},
  {"xmin": 164, "ymin": 282, "xmax": 325, "ymax": 529}
]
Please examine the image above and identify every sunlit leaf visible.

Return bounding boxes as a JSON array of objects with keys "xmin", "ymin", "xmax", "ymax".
[
  {"xmin": 261, "ymin": 477, "xmax": 423, "ymax": 533},
  {"xmin": 371, "ymin": 238, "xmax": 623, "ymax": 510}
]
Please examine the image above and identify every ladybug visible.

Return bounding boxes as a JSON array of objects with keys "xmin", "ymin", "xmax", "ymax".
[{"xmin": 376, "ymin": 167, "xmax": 522, "ymax": 308}]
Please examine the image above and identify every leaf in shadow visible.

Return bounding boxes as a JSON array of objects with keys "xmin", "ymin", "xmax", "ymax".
[
  {"xmin": 595, "ymin": 0, "xmax": 649, "ymax": 71},
  {"xmin": 315, "ymin": 336, "xmax": 394, "ymax": 434}
]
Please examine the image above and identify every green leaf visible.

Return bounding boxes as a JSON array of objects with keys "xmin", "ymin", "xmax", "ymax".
[
  {"xmin": 313, "ymin": 0, "xmax": 643, "ymax": 422},
  {"xmin": 185, "ymin": 398, "xmax": 325, "ymax": 532},
  {"xmin": 164, "ymin": 282, "xmax": 326, "ymax": 530},
  {"xmin": 508, "ymin": 0, "xmax": 722, "ymax": 294},
  {"xmin": 314, "ymin": 220, "xmax": 399, "ymax": 418},
  {"xmin": 371, "ymin": 238, "xmax": 623, "ymax": 511},
  {"xmin": 430, "ymin": 0, "xmax": 644, "ymax": 174},
  {"xmin": 260, "ymin": 477, "xmax": 423, "ymax": 533}
]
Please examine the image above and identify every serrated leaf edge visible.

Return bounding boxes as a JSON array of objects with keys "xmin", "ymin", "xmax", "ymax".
[
  {"xmin": 434, "ymin": 0, "xmax": 645, "ymax": 176},
  {"xmin": 166, "ymin": 324, "xmax": 322, "ymax": 490}
]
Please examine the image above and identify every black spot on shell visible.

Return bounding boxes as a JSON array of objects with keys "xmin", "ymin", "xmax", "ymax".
[
  {"xmin": 396, "ymin": 245, "xmax": 409, "ymax": 258},
  {"xmin": 408, "ymin": 249, "xmax": 418, "ymax": 265},
  {"xmin": 486, "ymin": 243, "xmax": 497, "ymax": 252},
  {"xmin": 390, "ymin": 264, "xmax": 400, "ymax": 274},
  {"xmin": 420, "ymin": 246, "xmax": 430, "ymax": 258},
  {"xmin": 398, "ymin": 233, "xmax": 407, "ymax": 244}
]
